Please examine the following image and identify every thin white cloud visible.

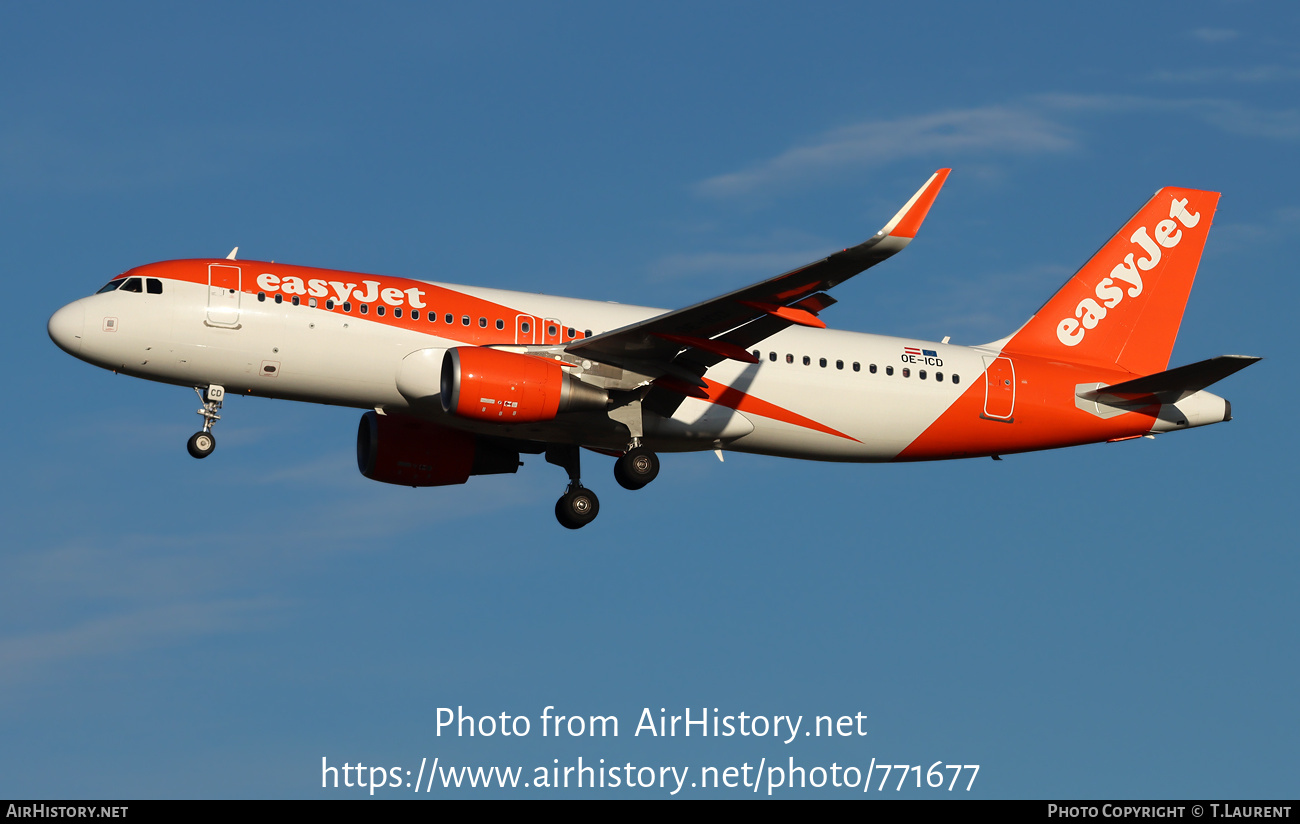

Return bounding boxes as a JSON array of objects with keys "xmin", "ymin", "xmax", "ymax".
[
  {"xmin": 694, "ymin": 106, "xmax": 1076, "ymax": 198},
  {"xmin": 925, "ymin": 264, "xmax": 1074, "ymax": 344},
  {"xmin": 1206, "ymin": 204, "xmax": 1300, "ymax": 253},
  {"xmin": 0, "ymin": 117, "xmax": 313, "ymax": 194},
  {"xmin": 1034, "ymin": 93, "xmax": 1300, "ymax": 139},
  {"xmin": 1188, "ymin": 27, "xmax": 1240, "ymax": 43},
  {"xmin": 0, "ymin": 467, "xmax": 540, "ymax": 690},
  {"xmin": 1150, "ymin": 66, "xmax": 1300, "ymax": 83},
  {"xmin": 649, "ymin": 249, "xmax": 829, "ymax": 282},
  {"xmin": 0, "ymin": 599, "xmax": 276, "ymax": 687},
  {"xmin": 695, "ymin": 94, "xmax": 1300, "ymax": 200}
]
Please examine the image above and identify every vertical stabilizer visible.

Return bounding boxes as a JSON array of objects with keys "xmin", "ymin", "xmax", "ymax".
[{"xmin": 1002, "ymin": 188, "xmax": 1219, "ymax": 376}]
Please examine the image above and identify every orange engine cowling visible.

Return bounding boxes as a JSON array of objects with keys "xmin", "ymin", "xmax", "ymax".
[
  {"xmin": 441, "ymin": 347, "xmax": 609, "ymax": 423},
  {"xmin": 356, "ymin": 411, "xmax": 520, "ymax": 487}
]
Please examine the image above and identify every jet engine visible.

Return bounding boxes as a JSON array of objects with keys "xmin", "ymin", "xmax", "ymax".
[
  {"xmin": 440, "ymin": 346, "xmax": 608, "ymax": 423},
  {"xmin": 356, "ymin": 410, "xmax": 520, "ymax": 487}
]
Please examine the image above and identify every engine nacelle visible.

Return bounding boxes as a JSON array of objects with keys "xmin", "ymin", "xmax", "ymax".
[
  {"xmin": 356, "ymin": 410, "xmax": 520, "ymax": 487},
  {"xmin": 441, "ymin": 346, "xmax": 608, "ymax": 423}
]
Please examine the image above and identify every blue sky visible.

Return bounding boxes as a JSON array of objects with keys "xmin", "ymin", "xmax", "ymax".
[{"xmin": 3, "ymin": 2, "xmax": 1296, "ymax": 798}]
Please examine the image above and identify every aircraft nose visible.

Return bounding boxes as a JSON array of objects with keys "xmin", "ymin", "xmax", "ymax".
[{"xmin": 48, "ymin": 301, "xmax": 86, "ymax": 355}]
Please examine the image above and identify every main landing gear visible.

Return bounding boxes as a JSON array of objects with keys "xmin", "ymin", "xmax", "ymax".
[
  {"xmin": 614, "ymin": 445, "xmax": 660, "ymax": 490},
  {"xmin": 545, "ymin": 443, "xmax": 661, "ymax": 529},
  {"xmin": 547, "ymin": 446, "xmax": 600, "ymax": 530},
  {"xmin": 187, "ymin": 385, "xmax": 224, "ymax": 459}
]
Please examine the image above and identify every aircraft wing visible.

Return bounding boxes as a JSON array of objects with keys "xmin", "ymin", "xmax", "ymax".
[{"xmin": 565, "ymin": 169, "xmax": 951, "ymax": 380}]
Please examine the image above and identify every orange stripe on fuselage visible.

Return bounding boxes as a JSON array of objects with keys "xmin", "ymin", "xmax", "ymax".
[
  {"xmin": 894, "ymin": 355, "xmax": 1160, "ymax": 460},
  {"xmin": 702, "ymin": 377, "xmax": 860, "ymax": 442},
  {"xmin": 121, "ymin": 259, "xmax": 586, "ymax": 347},
  {"xmin": 129, "ymin": 260, "xmax": 855, "ymax": 444}
]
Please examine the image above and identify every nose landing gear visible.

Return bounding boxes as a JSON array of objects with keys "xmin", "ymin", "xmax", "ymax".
[
  {"xmin": 187, "ymin": 385, "xmax": 224, "ymax": 460},
  {"xmin": 186, "ymin": 430, "xmax": 216, "ymax": 459}
]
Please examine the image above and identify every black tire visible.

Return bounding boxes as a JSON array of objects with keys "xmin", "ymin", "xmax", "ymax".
[
  {"xmin": 187, "ymin": 431, "xmax": 216, "ymax": 459},
  {"xmin": 555, "ymin": 486, "xmax": 599, "ymax": 529},
  {"xmin": 614, "ymin": 446, "xmax": 659, "ymax": 490}
]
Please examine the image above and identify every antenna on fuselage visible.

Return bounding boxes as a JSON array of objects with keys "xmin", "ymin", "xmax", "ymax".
[{"xmin": 226, "ymin": 247, "xmax": 239, "ymax": 261}]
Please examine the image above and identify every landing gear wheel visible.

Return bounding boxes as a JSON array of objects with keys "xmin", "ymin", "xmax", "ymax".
[
  {"xmin": 187, "ymin": 431, "xmax": 216, "ymax": 459},
  {"xmin": 614, "ymin": 446, "xmax": 659, "ymax": 490},
  {"xmin": 555, "ymin": 486, "xmax": 600, "ymax": 529}
]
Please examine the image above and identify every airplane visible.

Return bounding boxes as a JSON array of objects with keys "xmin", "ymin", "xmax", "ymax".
[{"xmin": 47, "ymin": 170, "xmax": 1258, "ymax": 528}]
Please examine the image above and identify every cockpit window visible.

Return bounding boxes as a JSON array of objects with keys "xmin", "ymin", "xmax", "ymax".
[
  {"xmin": 97, "ymin": 280, "xmax": 123, "ymax": 293},
  {"xmin": 120, "ymin": 277, "xmax": 143, "ymax": 293},
  {"xmin": 146, "ymin": 278, "xmax": 163, "ymax": 294}
]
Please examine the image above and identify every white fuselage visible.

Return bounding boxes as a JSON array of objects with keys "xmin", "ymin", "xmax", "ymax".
[{"xmin": 51, "ymin": 271, "xmax": 987, "ymax": 461}]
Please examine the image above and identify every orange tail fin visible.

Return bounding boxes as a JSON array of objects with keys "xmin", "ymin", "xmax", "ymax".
[{"xmin": 1002, "ymin": 187, "xmax": 1220, "ymax": 376}]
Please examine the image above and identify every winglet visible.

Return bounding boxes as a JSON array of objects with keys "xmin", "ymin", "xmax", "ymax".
[{"xmin": 878, "ymin": 169, "xmax": 951, "ymax": 239}]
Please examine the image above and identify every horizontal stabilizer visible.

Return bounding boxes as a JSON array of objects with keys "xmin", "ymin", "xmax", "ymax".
[{"xmin": 1078, "ymin": 355, "xmax": 1260, "ymax": 405}]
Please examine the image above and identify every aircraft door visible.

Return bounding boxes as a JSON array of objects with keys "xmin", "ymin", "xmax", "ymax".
[
  {"xmin": 543, "ymin": 319, "xmax": 561, "ymax": 345},
  {"xmin": 515, "ymin": 314, "xmax": 536, "ymax": 344},
  {"xmin": 982, "ymin": 355, "xmax": 1015, "ymax": 421},
  {"xmin": 207, "ymin": 264, "xmax": 241, "ymax": 327}
]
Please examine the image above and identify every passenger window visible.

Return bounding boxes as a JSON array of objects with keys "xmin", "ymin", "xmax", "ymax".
[
  {"xmin": 936, "ymin": 372, "xmax": 943, "ymax": 382},
  {"xmin": 568, "ymin": 328, "xmax": 576, "ymax": 338},
  {"xmin": 275, "ymin": 294, "xmax": 283, "ymax": 304},
  {"xmin": 869, "ymin": 364, "xmax": 877, "ymax": 374},
  {"xmin": 409, "ymin": 309, "xmax": 417, "ymax": 319},
  {"xmin": 480, "ymin": 317, "xmax": 488, "ymax": 328},
  {"xmin": 445, "ymin": 313, "xmax": 453, "ymax": 324},
  {"xmin": 309, "ymin": 297, "xmax": 317, "ymax": 308},
  {"xmin": 885, "ymin": 365, "xmax": 894, "ymax": 376},
  {"xmin": 292, "ymin": 295, "xmax": 300, "ymax": 306},
  {"xmin": 919, "ymin": 370, "xmax": 927, "ymax": 380},
  {"xmin": 327, "ymin": 299, "xmax": 335, "ymax": 310},
  {"xmin": 360, "ymin": 304, "xmax": 369, "ymax": 314},
  {"xmin": 146, "ymin": 278, "xmax": 163, "ymax": 294},
  {"xmin": 769, "ymin": 352, "xmax": 777, "ymax": 362},
  {"xmin": 585, "ymin": 330, "xmax": 593, "ymax": 337},
  {"xmin": 802, "ymin": 356, "xmax": 810, "ymax": 366},
  {"xmin": 497, "ymin": 319, "xmax": 505, "ymax": 330},
  {"xmin": 819, "ymin": 358, "xmax": 827, "ymax": 367},
  {"xmin": 343, "ymin": 302, "xmax": 351, "ymax": 312},
  {"xmin": 852, "ymin": 362, "xmax": 860, "ymax": 372},
  {"xmin": 462, "ymin": 315, "xmax": 470, "ymax": 326},
  {"xmin": 902, "ymin": 368, "xmax": 910, "ymax": 378},
  {"xmin": 548, "ymin": 324, "xmax": 557, "ymax": 336},
  {"xmin": 836, "ymin": 360, "xmax": 843, "ymax": 370},
  {"xmin": 393, "ymin": 307, "xmax": 401, "ymax": 318},
  {"xmin": 786, "ymin": 354, "xmax": 793, "ymax": 364},
  {"xmin": 257, "ymin": 292, "xmax": 266, "ymax": 302},
  {"xmin": 376, "ymin": 305, "xmax": 385, "ymax": 316},
  {"xmin": 953, "ymin": 374, "xmax": 960, "ymax": 385},
  {"xmin": 121, "ymin": 278, "xmax": 143, "ymax": 293},
  {"xmin": 521, "ymin": 321, "xmax": 531, "ymax": 334}
]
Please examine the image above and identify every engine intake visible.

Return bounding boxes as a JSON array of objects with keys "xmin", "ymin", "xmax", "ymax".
[{"xmin": 441, "ymin": 347, "xmax": 608, "ymax": 423}]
